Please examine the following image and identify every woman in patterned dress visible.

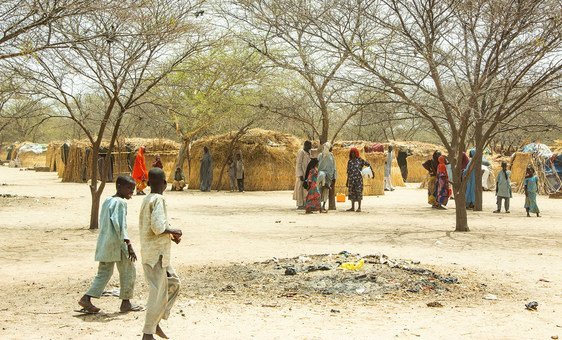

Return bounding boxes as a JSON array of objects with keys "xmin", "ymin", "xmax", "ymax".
[
  {"xmin": 435, "ymin": 155, "xmax": 450, "ymax": 209},
  {"xmin": 346, "ymin": 147, "xmax": 371, "ymax": 212},
  {"xmin": 305, "ymin": 158, "xmax": 322, "ymax": 213}
]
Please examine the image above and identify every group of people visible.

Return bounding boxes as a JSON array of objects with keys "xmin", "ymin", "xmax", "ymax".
[
  {"xmin": 422, "ymin": 149, "xmax": 540, "ymax": 216},
  {"xmin": 293, "ymin": 141, "xmax": 373, "ymax": 213},
  {"xmin": 78, "ymin": 169, "xmax": 182, "ymax": 340},
  {"xmin": 129, "ymin": 145, "xmax": 245, "ymax": 194}
]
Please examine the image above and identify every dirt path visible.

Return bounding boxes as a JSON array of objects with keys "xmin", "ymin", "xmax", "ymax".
[{"xmin": 0, "ymin": 166, "xmax": 561, "ymax": 339}]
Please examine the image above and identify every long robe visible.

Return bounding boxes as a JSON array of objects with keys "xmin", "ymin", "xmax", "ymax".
[
  {"xmin": 496, "ymin": 170, "xmax": 512, "ymax": 198},
  {"xmin": 524, "ymin": 175, "xmax": 540, "ymax": 213},
  {"xmin": 318, "ymin": 148, "xmax": 336, "ymax": 204},
  {"xmin": 436, "ymin": 158, "xmax": 450, "ymax": 206},
  {"xmin": 305, "ymin": 167, "xmax": 321, "ymax": 212},
  {"xmin": 293, "ymin": 149, "xmax": 311, "ymax": 207},
  {"xmin": 199, "ymin": 152, "xmax": 213, "ymax": 191},
  {"xmin": 132, "ymin": 147, "xmax": 148, "ymax": 192},
  {"xmin": 384, "ymin": 150, "xmax": 394, "ymax": 191}
]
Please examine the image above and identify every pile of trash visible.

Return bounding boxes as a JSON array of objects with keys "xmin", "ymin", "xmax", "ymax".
[{"xmin": 181, "ymin": 252, "xmax": 469, "ymax": 302}]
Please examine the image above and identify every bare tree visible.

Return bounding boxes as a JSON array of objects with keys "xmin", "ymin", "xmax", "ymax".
[
  {"xmin": 0, "ymin": 0, "xmax": 98, "ymax": 60},
  {"xmin": 314, "ymin": 0, "xmax": 561, "ymax": 230},
  {"xmin": 226, "ymin": 0, "xmax": 367, "ymax": 144},
  {"xmin": 19, "ymin": 0, "xmax": 208, "ymax": 229}
]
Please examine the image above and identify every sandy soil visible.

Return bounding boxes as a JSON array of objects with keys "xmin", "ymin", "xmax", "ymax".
[{"xmin": 0, "ymin": 166, "xmax": 561, "ymax": 340}]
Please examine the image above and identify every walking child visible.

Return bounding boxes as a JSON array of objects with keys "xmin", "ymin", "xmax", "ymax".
[
  {"xmin": 139, "ymin": 168, "xmax": 183, "ymax": 340},
  {"xmin": 78, "ymin": 175, "xmax": 143, "ymax": 314}
]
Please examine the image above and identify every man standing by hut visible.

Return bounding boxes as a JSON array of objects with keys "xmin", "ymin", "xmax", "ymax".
[
  {"xmin": 200, "ymin": 146, "xmax": 213, "ymax": 192},
  {"xmin": 293, "ymin": 140, "xmax": 312, "ymax": 209},
  {"xmin": 397, "ymin": 146, "xmax": 412, "ymax": 182}
]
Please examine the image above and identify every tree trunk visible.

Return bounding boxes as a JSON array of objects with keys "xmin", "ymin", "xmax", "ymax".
[
  {"xmin": 451, "ymin": 144, "xmax": 469, "ymax": 232},
  {"xmin": 454, "ymin": 192, "xmax": 469, "ymax": 232},
  {"xmin": 170, "ymin": 137, "xmax": 190, "ymax": 182},
  {"xmin": 89, "ymin": 189, "xmax": 102, "ymax": 229}
]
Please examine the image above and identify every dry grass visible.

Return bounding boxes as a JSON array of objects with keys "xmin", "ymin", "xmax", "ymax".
[
  {"xmin": 510, "ymin": 152, "xmax": 532, "ymax": 188},
  {"xmin": 187, "ymin": 129, "xmax": 301, "ymax": 191},
  {"xmin": 17, "ymin": 152, "xmax": 46, "ymax": 168}
]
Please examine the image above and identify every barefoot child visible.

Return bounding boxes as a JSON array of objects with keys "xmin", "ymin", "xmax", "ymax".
[
  {"xmin": 140, "ymin": 168, "xmax": 183, "ymax": 340},
  {"xmin": 78, "ymin": 175, "xmax": 142, "ymax": 314}
]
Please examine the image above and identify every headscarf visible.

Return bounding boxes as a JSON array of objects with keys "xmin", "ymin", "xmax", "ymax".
[
  {"xmin": 349, "ymin": 147, "xmax": 360, "ymax": 159},
  {"xmin": 461, "ymin": 152, "xmax": 469, "ymax": 170},
  {"xmin": 132, "ymin": 147, "xmax": 147, "ymax": 182},
  {"xmin": 431, "ymin": 150, "xmax": 441, "ymax": 174},
  {"xmin": 437, "ymin": 155, "xmax": 447, "ymax": 176},
  {"xmin": 322, "ymin": 142, "xmax": 332, "ymax": 156},
  {"xmin": 305, "ymin": 158, "xmax": 319, "ymax": 181},
  {"xmin": 469, "ymin": 149, "xmax": 476, "ymax": 158}
]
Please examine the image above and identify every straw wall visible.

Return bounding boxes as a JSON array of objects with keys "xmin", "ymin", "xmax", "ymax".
[
  {"xmin": 60, "ymin": 138, "xmax": 179, "ymax": 183},
  {"xmin": 406, "ymin": 155, "xmax": 430, "ymax": 183},
  {"xmin": 187, "ymin": 129, "xmax": 301, "ymax": 191},
  {"xmin": 510, "ymin": 152, "xmax": 532, "ymax": 186},
  {"xmin": 0, "ymin": 145, "xmax": 7, "ymax": 161},
  {"xmin": 18, "ymin": 152, "xmax": 47, "ymax": 168}
]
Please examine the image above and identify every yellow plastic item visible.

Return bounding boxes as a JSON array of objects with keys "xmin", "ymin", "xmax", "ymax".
[
  {"xmin": 338, "ymin": 259, "xmax": 365, "ymax": 270},
  {"xmin": 336, "ymin": 193, "xmax": 346, "ymax": 202}
]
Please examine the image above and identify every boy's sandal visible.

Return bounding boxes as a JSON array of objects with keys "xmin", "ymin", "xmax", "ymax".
[
  {"xmin": 75, "ymin": 306, "xmax": 100, "ymax": 314},
  {"xmin": 120, "ymin": 304, "xmax": 145, "ymax": 313}
]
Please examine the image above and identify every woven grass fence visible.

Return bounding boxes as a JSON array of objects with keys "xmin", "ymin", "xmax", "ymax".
[{"xmin": 188, "ymin": 129, "xmax": 301, "ymax": 191}]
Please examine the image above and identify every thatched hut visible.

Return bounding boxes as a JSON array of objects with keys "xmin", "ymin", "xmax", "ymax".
[
  {"xmin": 188, "ymin": 129, "xmax": 302, "ymax": 191},
  {"xmin": 46, "ymin": 141, "xmax": 70, "ymax": 177},
  {"xmin": 59, "ymin": 138, "xmax": 179, "ymax": 183},
  {"xmin": 13, "ymin": 142, "xmax": 47, "ymax": 168}
]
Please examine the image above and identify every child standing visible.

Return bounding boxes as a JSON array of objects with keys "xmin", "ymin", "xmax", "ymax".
[
  {"xmin": 139, "ymin": 168, "xmax": 183, "ymax": 340},
  {"xmin": 494, "ymin": 161, "xmax": 512, "ymax": 213},
  {"xmin": 78, "ymin": 175, "xmax": 142, "ymax": 314},
  {"xmin": 524, "ymin": 166, "xmax": 540, "ymax": 217}
]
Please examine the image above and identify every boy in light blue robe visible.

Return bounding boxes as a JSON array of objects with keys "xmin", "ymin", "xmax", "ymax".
[{"xmin": 78, "ymin": 175, "xmax": 143, "ymax": 314}]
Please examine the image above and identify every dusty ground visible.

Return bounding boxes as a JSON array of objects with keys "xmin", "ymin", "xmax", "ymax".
[{"xmin": 0, "ymin": 166, "xmax": 561, "ymax": 340}]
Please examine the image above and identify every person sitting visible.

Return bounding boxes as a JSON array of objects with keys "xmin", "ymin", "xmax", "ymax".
[
  {"xmin": 152, "ymin": 155, "xmax": 163, "ymax": 169},
  {"xmin": 171, "ymin": 167, "xmax": 186, "ymax": 191}
]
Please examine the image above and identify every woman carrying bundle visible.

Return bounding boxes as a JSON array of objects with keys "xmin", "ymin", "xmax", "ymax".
[{"xmin": 346, "ymin": 147, "xmax": 372, "ymax": 212}]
